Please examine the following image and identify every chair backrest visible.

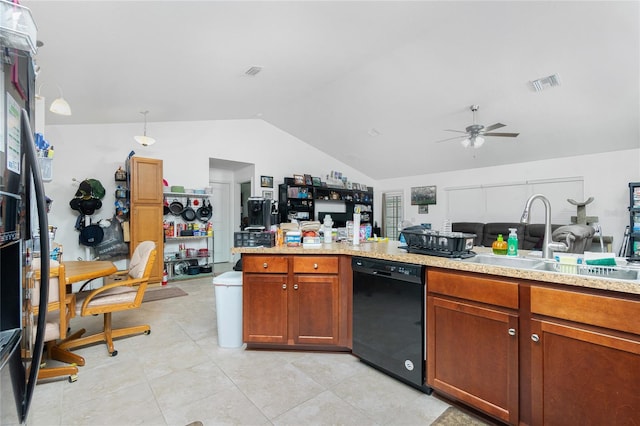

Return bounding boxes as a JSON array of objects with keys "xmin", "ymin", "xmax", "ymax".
[
  {"xmin": 129, "ymin": 241, "xmax": 156, "ymax": 279},
  {"xmin": 30, "ymin": 258, "xmax": 70, "ymax": 340}
]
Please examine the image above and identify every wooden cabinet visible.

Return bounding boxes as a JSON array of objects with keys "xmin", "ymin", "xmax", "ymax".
[
  {"xmin": 530, "ymin": 286, "xmax": 640, "ymax": 425},
  {"xmin": 242, "ymin": 254, "xmax": 350, "ymax": 349},
  {"xmin": 292, "ymin": 256, "xmax": 340, "ymax": 345},
  {"xmin": 427, "ymin": 269, "xmax": 520, "ymax": 425},
  {"xmin": 128, "ymin": 156, "xmax": 163, "ymax": 283}
]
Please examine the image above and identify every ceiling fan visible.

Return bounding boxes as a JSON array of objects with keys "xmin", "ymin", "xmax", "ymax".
[{"xmin": 437, "ymin": 105, "xmax": 519, "ymax": 148}]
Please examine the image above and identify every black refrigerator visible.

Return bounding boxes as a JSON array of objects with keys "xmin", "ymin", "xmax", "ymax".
[{"xmin": 0, "ymin": 4, "xmax": 50, "ymax": 423}]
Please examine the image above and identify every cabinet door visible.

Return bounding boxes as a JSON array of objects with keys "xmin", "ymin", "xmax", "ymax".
[
  {"xmin": 530, "ymin": 319, "xmax": 640, "ymax": 426},
  {"xmin": 130, "ymin": 204, "xmax": 164, "ymax": 282},
  {"xmin": 291, "ymin": 274, "xmax": 339, "ymax": 346},
  {"xmin": 427, "ymin": 296, "xmax": 519, "ymax": 424},
  {"xmin": 243, "ymin": 273, "xmax": 288, "ymax": 344},
  {"xmin": 130, "ymin": 157, "xmax": 163, "ymax": 204}
]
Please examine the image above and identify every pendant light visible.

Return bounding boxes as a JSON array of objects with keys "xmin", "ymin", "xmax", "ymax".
[
  {"xmin": 134, "ymin": 111, "xmax": 156, "ymax": 146},
  {"xmin": 49, "ymin": 87, "xmax": 72, "ymax": 116}
]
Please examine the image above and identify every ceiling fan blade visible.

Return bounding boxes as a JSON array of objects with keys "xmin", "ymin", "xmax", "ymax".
[
  {"xmin": 484, "ymin": 132, "xmax": 520, "ymax": 137},
  {"xmin": 444, "ymin": 129, "xmax": 468, "ymax": 134},
  {"xmin": 435, "ymin": 135, "xmax": 467, "ymax": 143},
  {"xmin": 483, "ymin": 123, "xmax": 506, "ymax": 132}
]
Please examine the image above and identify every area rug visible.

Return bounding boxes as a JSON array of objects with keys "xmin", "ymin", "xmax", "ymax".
[
  {"xmin": 142, "ymin": 287, "xmax": 188, "ymax": 303},
  {"xmin": 431, "ymin": 406, "xmax": 493, "ymax": 425}
]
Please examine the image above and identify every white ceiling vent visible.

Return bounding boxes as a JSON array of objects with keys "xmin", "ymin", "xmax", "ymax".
[
  {"xmin": 530, "ymin": 73, "xmax": 561, "ymax": 92},
  {"xmin": 245, "ymin": 66, "xmax": 263, "ymax": 76}
]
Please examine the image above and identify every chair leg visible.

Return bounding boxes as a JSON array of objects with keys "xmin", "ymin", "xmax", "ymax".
[
  {"xmin": 55, "ymin": 313, "xmax": 151, "ymax": 357},
  {"xmin": 38, "ymin": 365, "xmax": 78, "ymax": 383},
  {"xmin": 55, "ymin": 328, "xmax": 87, "ymax": 366},
  {"xmin": 38, "ymin": 342, "xmax": 79, "ymax": 383}
]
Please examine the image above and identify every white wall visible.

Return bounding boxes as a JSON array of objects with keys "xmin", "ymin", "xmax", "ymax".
[
  {"xmin": 376, "ymin": 148, "xmax": 640, "ymax": 255},
  {"xmin": 42, "ymin": 119, "xmax": 373, "ymax": 262}
]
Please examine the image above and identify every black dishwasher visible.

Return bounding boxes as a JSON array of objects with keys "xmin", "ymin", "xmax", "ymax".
[{"xmin": 352, "ymin": 257, "xmax": 432, "ymax": 394}]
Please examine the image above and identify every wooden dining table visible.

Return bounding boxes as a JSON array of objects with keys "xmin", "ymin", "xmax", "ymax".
[{"xmin": 61, "ymin": 260, "xmax": 118, "ymax": 286}]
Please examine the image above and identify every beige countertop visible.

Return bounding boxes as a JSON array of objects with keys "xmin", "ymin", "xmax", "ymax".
[{"xmin": 232, "ymin": 241, "xmax": 640, "ymax": 296}]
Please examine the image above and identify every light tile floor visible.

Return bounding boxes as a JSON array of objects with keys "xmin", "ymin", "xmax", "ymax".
[{"xmin": 28, "ymin": 262, "xmax": 458, "ymax": 426}]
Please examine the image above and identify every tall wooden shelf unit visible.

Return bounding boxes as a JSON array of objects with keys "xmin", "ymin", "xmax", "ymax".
[{"xmin": 128, "ymin": 156, "xmax": 164, "ymax": 283}]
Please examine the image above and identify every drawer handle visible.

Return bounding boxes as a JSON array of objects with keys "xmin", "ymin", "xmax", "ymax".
[
  {"xmin": 282, "ymin": 284, "xmax": 287, "ymax": 290},
  {"xmin": 313, "ymin": 263, "xmax": 318, "ymax": 269},
  {"xmin": 531, "ymin": 334, "xmax": 540, "ymax": 343},
  {"xmin": 293, "ymin": 284, "xmax": 299, "ymax": 290},
  {"xmin": 263, "ymin": 262, "xmax": 268, "ymax": 269},
  {"xmin": 508, "ymin": 328, "xmax": 516, "ymax": 336}
]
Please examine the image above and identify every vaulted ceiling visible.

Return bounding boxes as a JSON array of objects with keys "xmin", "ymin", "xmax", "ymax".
[{"xmin": 26, "ymin": 1, "xmax": 640, "ymax": 180}]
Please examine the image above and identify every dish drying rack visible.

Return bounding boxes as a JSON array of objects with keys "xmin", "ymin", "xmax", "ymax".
[{"xmin": 543, "ymin": 261, "xmax": 640, "ymax": 280}]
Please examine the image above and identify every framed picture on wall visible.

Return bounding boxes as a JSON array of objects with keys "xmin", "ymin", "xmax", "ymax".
[
  {"xmin": 418, "ymin": 205, "xmax": 429, "ymax": 214},
  {"xmin": 293, "ymin": 174, "xmax": 305, "ymax": 185},
  {"xmin": 304, "ymin": 174, "xmax": 313, "ymax": 186},
  {"xmin": 262, "ymin": 190, "xmax": 273, "ymax": 199},
  {"xmin": 312, "ymin": 177, "xmax": 322, "ymax": 187},
  {"xmin": 411, "ymin": 185, "xmax": 437, "ymax": 205},
  {"xmin": 260, "ymin": 176, "xmax": 273, "ymax": 188}
]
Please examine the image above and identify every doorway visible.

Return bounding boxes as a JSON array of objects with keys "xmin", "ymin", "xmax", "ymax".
[
  {"xmin": 210, "ymin": 182, "xmax": 231, "ymax": 263},
  {"xmin": 240, "ymin": 181, "xmax": 251, "ymax": 230}
]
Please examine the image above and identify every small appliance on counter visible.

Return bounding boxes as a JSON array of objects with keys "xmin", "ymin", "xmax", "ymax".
[
  {"xmin": 246, "ymin": 197, "xmax": 278, "ymax": 231},
  {"xmin": 400, "ymin": 225, "xmax": 476, "ymax": 258}
]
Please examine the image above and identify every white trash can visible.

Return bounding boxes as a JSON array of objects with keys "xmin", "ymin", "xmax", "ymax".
[{"xmin": 213, "ymin": 271, "xmax": 243, "ymax": 348}]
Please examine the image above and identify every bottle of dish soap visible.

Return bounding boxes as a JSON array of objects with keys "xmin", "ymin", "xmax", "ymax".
[
  {"xmin": 507, "ymin": 228, "xmax": 518, "ymax": 257},
  {"xmin": 492, "ymin": 234, "xmax": 508, "ymax": 255}
]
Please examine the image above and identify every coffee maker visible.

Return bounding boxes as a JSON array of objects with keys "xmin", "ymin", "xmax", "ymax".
[{"xmin": 246, "ymin": 197, "xmax": 277, "ymax": 231}]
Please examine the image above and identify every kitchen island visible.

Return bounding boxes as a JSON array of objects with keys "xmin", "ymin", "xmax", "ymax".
[{"xmin": 232, "ymin": 241, "xmax": 640, "ymax": 426}]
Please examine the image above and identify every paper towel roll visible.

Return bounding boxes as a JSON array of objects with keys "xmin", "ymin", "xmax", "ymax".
[{"xmin": 353, "ymin": 213, "xmax": 360, "ymax": 245}]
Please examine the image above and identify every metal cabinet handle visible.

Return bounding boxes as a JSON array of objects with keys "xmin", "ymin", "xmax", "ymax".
[
  {"xmin": 508, "ymin": 328, "xmax": 516, "ymax": 336},
  {"xmin": 313, "ymin": 263, "xmax": 318, "ymax": 269},
  {"xmin": 282, "ymin": 284, "xmax": 286, "ymax": 290},
  {"xmin": 263, "ymin": 262, "xmax": 268, "ymax": 269},
  {"xmin": 531, "ymin": 334, "xmax": 540, "ymax": 342},
  {"xmin": 294, "ymin": 284, "xmax": 299, "ymax": 290}
]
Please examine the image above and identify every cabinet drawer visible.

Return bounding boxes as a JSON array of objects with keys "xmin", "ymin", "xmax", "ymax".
[
  {"xmin": 243, "ymin": 256, "xmax": 289, "ymax": 273},
  {"xmin": 293, "ymin": 256, "xmax": 339, "ymax": 274},
  {"xmin": 531, "ymin": 286, "xmax": 640, "ymax": 335},
  {"xmin": 427, "ymin": 269, "xmax": 519, "ymax": 309}
]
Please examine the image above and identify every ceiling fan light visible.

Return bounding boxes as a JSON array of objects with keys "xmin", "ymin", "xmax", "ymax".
[
  {"xmin": 461, "ymin": 138, "xmax": 471, "ymax": 148},
  {"xmin": 473, "ymin": 136, "xmax": 485, "ymax": 148},
  {"xmin": 49, "ymin": 96, "xmax": 71, "ymax": 116}
]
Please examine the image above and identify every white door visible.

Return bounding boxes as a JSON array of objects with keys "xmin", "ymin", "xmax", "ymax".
[{"xmin": 211, "ymin": 181, "xmax": 231, "ymax": 263}]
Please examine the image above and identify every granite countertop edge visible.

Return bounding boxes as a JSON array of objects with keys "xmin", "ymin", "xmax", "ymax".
[{"xmin": 232, "ymin": 241, "xmax": 640, "ymax": 296}]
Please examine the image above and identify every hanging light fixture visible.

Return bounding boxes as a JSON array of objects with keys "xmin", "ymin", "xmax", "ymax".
[
  {"xmin": 134, "ymin": 111, "xmax": 156, "ymax": 146},
  {"xmin": 49, "ymin": 86, "xmax": 71, "ymax": 116}
]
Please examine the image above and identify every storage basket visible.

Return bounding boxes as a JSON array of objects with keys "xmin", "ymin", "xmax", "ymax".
[{"xmin": 234, "ymin": 231, "xmax": 276, "ymax": 247}]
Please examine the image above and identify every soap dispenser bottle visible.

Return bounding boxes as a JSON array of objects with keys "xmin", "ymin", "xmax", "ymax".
[
  {"xmin": 507, "ymin": 228, "xmax": 518, "ymax": 257},
  {"xmin": 492, "ymin": 234, "xmax": 508, "ymax": 255}
]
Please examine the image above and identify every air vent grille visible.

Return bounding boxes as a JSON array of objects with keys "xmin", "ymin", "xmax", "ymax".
[{"xmin": 245, "ymin": 66, "xmax": 263, "ymax": 76}]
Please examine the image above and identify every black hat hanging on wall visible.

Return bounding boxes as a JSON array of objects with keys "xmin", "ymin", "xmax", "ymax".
[{"xmin": 70, "ymin": 178, "xmax": 107, "ymax": 246}]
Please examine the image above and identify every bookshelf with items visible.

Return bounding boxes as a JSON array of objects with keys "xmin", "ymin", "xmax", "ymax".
[
  {"xmin": 278, "ymin": 175, "xmax": 374, "ymax": 227},
  {"xmin": 628, "ymin": 182, "xmax": 640, "ymax": 262}
]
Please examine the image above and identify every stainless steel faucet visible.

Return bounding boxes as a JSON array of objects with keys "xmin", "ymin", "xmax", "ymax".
[{"xmin": 520, "ymin": 194, "xmax": 567, "ymax": 259}]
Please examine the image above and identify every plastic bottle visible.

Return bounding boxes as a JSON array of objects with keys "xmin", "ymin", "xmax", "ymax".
[
  {"xmin": 507, "ymin": 228, "xmax": 518, "ymax": 256},
  {"xmin": 323, "ymin": 215, "xmax": 333, "ymax": 243},
  {"xmin": 492, "ymin": 234, "xmax": 508, "ymax": 255}
]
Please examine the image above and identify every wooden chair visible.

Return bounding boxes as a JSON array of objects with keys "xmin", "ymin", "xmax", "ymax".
[
  {"xmin": 31, "ymin": 259, "xmax": 79, "ymax": 383},
  {"xmin": 57, "ymin": 241, "xmax": 157, "ymax": 357}
]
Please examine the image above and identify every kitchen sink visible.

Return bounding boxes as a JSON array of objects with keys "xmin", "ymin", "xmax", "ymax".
[
  {"xmin": 533, "ymin": 261, "xmax": 640, "ymax": 281},
  {"xmin": 464, "ymin": 254, "xmax": 544, "ymax": 269}
]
